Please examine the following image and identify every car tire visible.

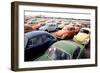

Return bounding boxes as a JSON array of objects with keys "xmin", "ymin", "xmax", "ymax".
[
  {"xmin": 36, "ymin": 28, "xmax": 39, "ymax": 30},
  {"xmin": 45, "ymin": 29, "xmax": 48, "ymax": 32},
  {"xmin": 56, "ymin": 28, "xmax": 58, "ymax": 31}
]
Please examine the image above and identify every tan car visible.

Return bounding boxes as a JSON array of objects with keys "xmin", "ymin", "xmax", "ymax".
[{"xmin": 58, "ymin": 22, "xmax": 69, "ymax": 29}]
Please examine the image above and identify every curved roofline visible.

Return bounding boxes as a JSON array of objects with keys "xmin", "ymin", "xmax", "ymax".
[{"xmin": 25, "ymin": 31, "xmax": 52, "ymax": 39}]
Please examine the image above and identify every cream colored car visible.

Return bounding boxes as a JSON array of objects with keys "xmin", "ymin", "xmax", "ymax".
[
  {"xmin": 73, "ymin": 28, "xmax": 90, "ymax": 45},
  {"xmin": 58, "ymin": 22, "xmax": 70, "ymax": 29}
]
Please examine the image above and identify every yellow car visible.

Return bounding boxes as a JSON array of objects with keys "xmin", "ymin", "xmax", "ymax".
[
  {"xmin": 58, "ymin": 23, "xmax": 65, "ymax": 29},
  {"xmin": 73, "ymin": 28, "xmax": 90, "ymax": 45},
  {"xmin": 58, "ymin": 22, "xmax": 70, "ymax": 29}
]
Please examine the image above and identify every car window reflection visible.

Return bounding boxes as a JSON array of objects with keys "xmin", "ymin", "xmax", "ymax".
[{"xmin": 47, "ymin": 48, "xmax": 71, "ymax": 60}]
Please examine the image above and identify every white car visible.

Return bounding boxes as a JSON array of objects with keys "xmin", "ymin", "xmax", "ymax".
[{"xmin": 39, "ymin": 23, "xmax": 58, "ymax": 32}]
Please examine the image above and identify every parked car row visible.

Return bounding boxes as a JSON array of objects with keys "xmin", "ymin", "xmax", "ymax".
[
  {"xmin": 24, "ymin": 31, "xmax": 85, "ymax": 61},
  {"xmin": 24, "ymin": 28, "xmax": 90, "ymax": 61},
  {"xmin": 24, "ymin": 17, "xmax": 90, "ymax": 61}
]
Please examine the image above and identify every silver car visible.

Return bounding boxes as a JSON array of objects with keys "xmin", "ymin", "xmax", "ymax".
[{"xmin": 39, "ymin": 23, "xmax": 58, "ymax": 32}]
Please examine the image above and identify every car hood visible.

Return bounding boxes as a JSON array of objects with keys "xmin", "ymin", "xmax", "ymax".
[
  {"xmin": 39, "ymin": 26, "xmax": 47, "ymax": 30},
  {"xmin": 56, "ymin": 30, "xmax": 65, "ymax": 36},
  {"xmin": 75, "ymin": 33, "xmax": 89, "ymax": 42},
  {"xmin": 58, "ymin": 24, "xmax": 64, "ymax": 28}
]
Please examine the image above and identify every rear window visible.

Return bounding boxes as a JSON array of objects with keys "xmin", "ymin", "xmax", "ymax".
[
  {"xmin": 47, "ymin": 48, "xmax": 71, "ymax": 60},
  {"xmin": 67, "ymin": 27, "xmax": 75, "ymax": 31},
  {"xmin": 49, "ymin": 24, "xmax": 55, "ymax": 26},
  {"xmin": 80, "ymin": 29, "xmax": 89, "ymax": 34},
  {"xmin": 48, "ymin": 23, "xmax": 56, "ymax": 26}
]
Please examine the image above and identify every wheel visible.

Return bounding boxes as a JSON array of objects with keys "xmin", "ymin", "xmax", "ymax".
[{"xmin": 45, "ymin": 29, "xmax": 48, "ymax": 32}]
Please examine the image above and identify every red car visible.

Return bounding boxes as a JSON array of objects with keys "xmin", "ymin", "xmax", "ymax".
[
  {"xmin": 54, "ymin": 25, "xmax": 76, "ymax": 39},
  {"xmin": 24, "ymin": 24, "xmax": 35, "ymax": 33},
  {"xmin": 24, "ymin": 23, "xmax": 44, "ymax": 33},
  {"xmin": 74, "ymin": 24, "xmax": 82, "ymax": 34},
  {"xmin": 31, "ymin": 22, "xmax": 44, "ymax": 30}
]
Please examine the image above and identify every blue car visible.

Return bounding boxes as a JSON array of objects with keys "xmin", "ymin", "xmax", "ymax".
[{"xmin": 24, "ymin": 31, "xmax": 57, "ymax": 61}]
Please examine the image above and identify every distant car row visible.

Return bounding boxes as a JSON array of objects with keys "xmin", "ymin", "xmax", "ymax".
[
  {"xmin": 24, "ymin": 17, "xmax": 90, "ymax": 33},
  {"xmin": 24, "ymin": 16, "xmax": 90, "ymax": 28},
  {"xmin": 24, "ymin": 21, "xmax": 81, "ymax": 33}
]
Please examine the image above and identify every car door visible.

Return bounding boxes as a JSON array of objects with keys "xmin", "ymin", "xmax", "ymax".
[{"xmin": 47, "ymin": 24, "xmax": 52, "ymax": 31}]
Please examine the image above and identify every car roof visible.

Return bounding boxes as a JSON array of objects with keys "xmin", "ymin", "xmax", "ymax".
[
  {"xmin": 25, "ymin": 31, "xmax": 52, "ymax": 39},
  {"xmin": 47, "ymin": 23, "xmax": 56, "ymax": 25},
  {"xmin": 51, "ymin": 40, "xmax": 84, "ymax": 55},
  {"xmin": 81, "ymin": 28, "xmax": 90, "ymax": 32}
]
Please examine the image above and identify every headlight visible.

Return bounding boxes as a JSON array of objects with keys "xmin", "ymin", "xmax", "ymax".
[
  {"xmin": 83, "ymin": 38, "xmax": 89, "ymax": 45},
  {"xmin": 73, "ymin": 36, "xmax": 77, "ymax": 41}
]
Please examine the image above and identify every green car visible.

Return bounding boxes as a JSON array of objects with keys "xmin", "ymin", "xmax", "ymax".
[{"xmin": 35, "ymin": 40, "xmax": 85, "ymax": 61}]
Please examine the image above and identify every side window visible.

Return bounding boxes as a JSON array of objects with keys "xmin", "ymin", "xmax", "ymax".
[
  {"xmin": 48, "ymin": 35, "xmax": 54, "ymax": 39},
  {"xmin": 29, "ymin": 37, "xmax": 42, "ymax": 46},
  {"xmin": 41, "ymin": 35, "xmax": 49, "ymax": 42},
  {"xmin": 72, "ymin": 47, "xmax": 81, "ymax": 59},
  {"xmin": 37, "ymin": 37, "xmax": 42, "ymax": 45},
  {"xmin": 31, "ymin": 38, "xmax": 39, "ymax": 46}
]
